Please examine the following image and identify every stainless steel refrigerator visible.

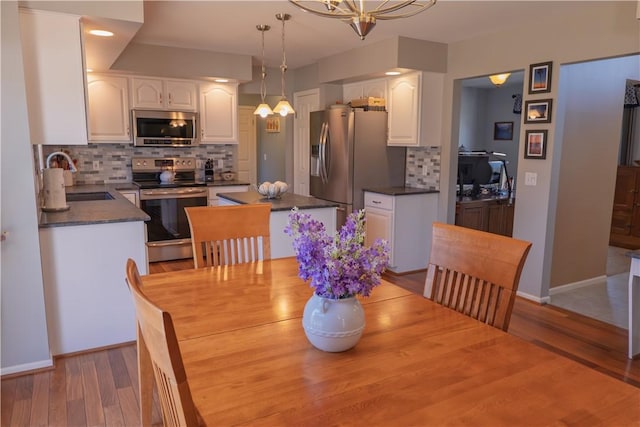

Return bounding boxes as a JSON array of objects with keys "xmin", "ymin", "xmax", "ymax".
[{"xmin": 310, "ymin": 104, "xmax": 406, "ymax": 227}]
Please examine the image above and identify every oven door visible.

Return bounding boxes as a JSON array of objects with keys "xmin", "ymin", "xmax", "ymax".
[{"xmin": 140, "ymin": 187, "xmax": 207, "ymax": 262}]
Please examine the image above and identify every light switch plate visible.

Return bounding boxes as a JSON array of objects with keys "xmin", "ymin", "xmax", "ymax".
[
  {"xmin": 217, "ymin": 159, "xmax": 223, "ymax": 168},
  {"xmin": 525, "ymin": 172, "xmax": 537, "ymax": 186}
]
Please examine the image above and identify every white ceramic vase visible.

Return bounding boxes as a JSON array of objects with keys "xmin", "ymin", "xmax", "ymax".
[{"xmin": 302, "ymin": 293, "xmax": 365, "ymax": 352}]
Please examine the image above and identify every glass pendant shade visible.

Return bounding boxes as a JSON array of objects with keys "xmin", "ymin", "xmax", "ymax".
[
  {"xmin": 254, "ymin": 103, "xmax": 274, "ymax": 118},
  {"xmin": 489, "ymin": 73, "xmax": 511, "ymax": 87},
  {"xmin": 273, "ymin": 99, "xmax": 295, "ymax": 117}
]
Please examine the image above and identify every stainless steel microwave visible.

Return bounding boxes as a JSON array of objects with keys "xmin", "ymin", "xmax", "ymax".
[{"xmin": 132, "ymin": 110, "xmax": 199, "ymax": 147}]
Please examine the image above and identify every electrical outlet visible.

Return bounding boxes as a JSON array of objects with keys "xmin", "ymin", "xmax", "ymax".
[
  {"xmin": 422, "ymin": 166, "xmax": 428, "ymax": 176},
  {"xmin": 93, "ymin": 160, "xmax": 101, "ymax": 170},
  {"xmin": 196, "ymin": 159, "xmax": 203, "ymax": 169},
  {"xmin": 218, "ymin": 159, "xmax": 224, "ymax": 169}
]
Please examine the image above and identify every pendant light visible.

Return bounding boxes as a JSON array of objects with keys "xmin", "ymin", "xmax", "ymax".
[
  {"xmin": 272, "ymin": 13, "xmax": 295, "ymax": 117},
  {"xmin": 254, "ymin": 24, "xmax": 274, "ymax": 118}
]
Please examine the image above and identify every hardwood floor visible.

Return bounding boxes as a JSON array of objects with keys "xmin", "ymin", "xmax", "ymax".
[{"xmin": 2, "ymin": 259, "xmax": 638, "ymax": 426}]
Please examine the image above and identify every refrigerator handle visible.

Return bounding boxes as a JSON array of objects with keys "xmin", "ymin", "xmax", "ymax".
[
  {"xmin": 320, "ymin": 121, "xmax": 329, "ymax": 184},
  {"xmin": 320, "ymin": 122, "xmax": 329, "ymax": 184},
  {"xmin": 318, "ymin": 122, "xmax": 325, "ymax": 183}
]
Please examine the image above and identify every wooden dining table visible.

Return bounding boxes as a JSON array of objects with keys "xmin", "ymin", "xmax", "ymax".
[{"xmin": 139, "ymin": 257, "xmax": 640, "ymax": 426}]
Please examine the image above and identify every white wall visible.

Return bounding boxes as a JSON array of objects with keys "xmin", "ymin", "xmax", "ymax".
[
  {"xmin": 1, "ymin": 0, "xmax": 52, "ymax": 374},
  {"xmin": 442, "ymin": 1, "xmax": 640, "ymax": 300}
]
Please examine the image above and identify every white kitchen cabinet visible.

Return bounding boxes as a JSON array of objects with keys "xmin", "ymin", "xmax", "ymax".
[
  {"xmin": 364, "ymin": 191, "xmax": 438, "ymax": 273},
  {"xmin": 86, "ymin": 74, "xmax": 131, "ymax": 142},
  {"xmin": 200, "ymin": 82, "xmax": 239, "ymax": 144},
  {"xmin": 207, "ymin": 185, "xmax": 249, "ymax": 205},
  {"xmin": 387, "ymin": 71, "xmax": 444, "ymax": 147},
  {"xmin": 343, "ymin": 78, "xmax": 387, "ymax": 104},
  {"xmin": 19, "ymin": 9, "xmax": 87, "ymax": 145},
  {"xmin": 387, "ymin": 72, "xmax": 421, "ymax": 146},
  {"xmin": 131, "ymin": 77, "xmax": 198, "ymax": 111},
  {"xmin": 39, "ymin": 220, "xmax": 147, "ymax": 355}
]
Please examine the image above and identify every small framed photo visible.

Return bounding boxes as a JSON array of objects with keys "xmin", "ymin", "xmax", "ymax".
[
  {"xmin": 524, "ymin": 99, "xmax": 553, "ymax": 124},
  {"xmin": 266, "ymin": 117, "xmax": 280, "ymax": 133},
  {"xmin": 494, "ymin": 121, "xmax": 514, "ymax": 140},
  {"xmin": 524, "ymin": 129, "xmax": 548, "ymax": 159},
  {"xmin": 528, "ymin": 61, "xmax": 553, "ymax": 94}
]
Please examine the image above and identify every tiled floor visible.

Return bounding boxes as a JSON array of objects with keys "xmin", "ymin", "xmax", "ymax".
[{"xmin": 550, "ymin": 246, "xmax": 630, "ymax": 330}]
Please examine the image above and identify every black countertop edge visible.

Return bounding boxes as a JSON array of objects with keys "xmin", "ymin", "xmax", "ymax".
[
  {"xmin": 217, "ymin": 191, "xmax": 338, "ymax": 212},
  {"xmin": 363, "ymin": 186, "xmax": 440, "ymax": 196},
  {"xmin": 39, "ymin": 184, "xmax": 150, "ymax": 228},
  {"xmin": 204, "ymin": 180, "xmax": 251, "ymax": 187}
]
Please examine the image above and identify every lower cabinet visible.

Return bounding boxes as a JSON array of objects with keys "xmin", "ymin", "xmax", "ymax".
[
  {"xmin": 364, "ymin": 191, "xmax": 438, "ymax": 273},
  {"xmin": 207, "ymin": 185, "xmax": 249, "ymax": 205},
  {"xmin": 456, "ymin": 198, "xmax": 514, "ymax": 237}
]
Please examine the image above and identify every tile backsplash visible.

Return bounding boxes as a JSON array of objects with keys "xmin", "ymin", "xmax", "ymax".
[
  {"xmin": 405, "ymin": 146, "xmax": 440, "ymax": 189},
  {"xmin": 37, "ymin": 144, "xmax": 440, "ymax": 189},
  {"xmin": 39, "ymin": 144, "xmax": 235, "ymax": 184}
]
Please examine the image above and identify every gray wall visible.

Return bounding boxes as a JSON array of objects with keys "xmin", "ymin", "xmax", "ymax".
[
  {"xmin": 551, "ymin": 55, "xmax": 640, "ymax": 288},
  {"xmin": 1, "ymin": 0, "xmax": 52, "ymax": 374},
  {"xmin": 443, "ymin": 1, "xmax": 640, "ymax": 300}
]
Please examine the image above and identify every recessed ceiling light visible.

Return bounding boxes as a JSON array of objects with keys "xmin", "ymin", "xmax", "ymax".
[
  {"xmin": 385, "ymin": 71, "xmax": 401, "ymax": 76},
  {"xmin": 214, "ymin": 79, "xmax": 229, "ymax": 83},
  {"xmin": 89, "ymin": 29, "xmax": 114, "ymax": 37}
]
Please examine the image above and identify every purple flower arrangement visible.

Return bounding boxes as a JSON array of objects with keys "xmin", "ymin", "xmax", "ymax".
[{"xmin": 285, "ymin": 208, "xmax": 390, "ymax": 299}]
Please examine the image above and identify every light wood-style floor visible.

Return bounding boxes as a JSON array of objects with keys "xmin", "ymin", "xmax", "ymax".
[{"xmin": 3, "ymin": 258, "xmax": 639, "ymax": 426}]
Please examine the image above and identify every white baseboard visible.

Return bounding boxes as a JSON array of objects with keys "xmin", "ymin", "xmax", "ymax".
[
  {"xmin": 548, "ymin": 275, "xmax": 608, "ymax": 296},
  {"xmin": 517, "ymin": 291, "xmax": 550, "ymax": 304},
  {"xmin": 1, "ymin": 358, "xmax": 53, "ymax": 376}
]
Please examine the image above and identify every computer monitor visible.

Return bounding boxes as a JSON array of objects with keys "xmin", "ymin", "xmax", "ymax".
[{"xmin": 458, "ymin": 154, "xmax": 492, "ymax": 187}]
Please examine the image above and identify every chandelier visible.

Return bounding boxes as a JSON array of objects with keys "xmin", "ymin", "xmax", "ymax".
[
  {"xmin": 288, "ymin": 0, "xmax": 437, "ymax": 40},
  {"xmin": 254, "ymin": 24, "xmax": 274, "ymax": 118},
  {"xmin": 272, "ymin": 13, "xmax": 295, "ymax": 116}
]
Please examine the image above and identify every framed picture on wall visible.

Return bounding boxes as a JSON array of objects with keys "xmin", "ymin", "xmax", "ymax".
[
  {"xmin": 524, "ymin": 129, "xmax": 548, "ymax": 159},
  {"xmin": 266, "ymin": 117, "xmax": 280, "ymax": 133},
  {"xmin": 528, "ymin": 61, "xmax": 553, "ymax": 94},
  {"xmin": 494, "ymin": 122, "xmax": 514, "ymax": 140},
  {"xmin": 524, "ymin": 99, "xmax": 553, "ymax": 124}
]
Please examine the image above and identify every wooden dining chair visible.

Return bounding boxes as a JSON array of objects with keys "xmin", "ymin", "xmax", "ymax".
[
  {"xmin": 185, "ymin": 204, "xmax": 271, "ymax": 268},
  {"xmin": 125, "ymin": 259, "xmax": 201, "ymax": 427},
  {"xmin": 424, "ymin": 222, "xmax": 532, "ymax": 331}
]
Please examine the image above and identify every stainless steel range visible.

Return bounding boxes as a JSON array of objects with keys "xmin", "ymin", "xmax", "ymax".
[{"xmin": 132, "ymin": 157, "xmax": 207, "ymax": 262}]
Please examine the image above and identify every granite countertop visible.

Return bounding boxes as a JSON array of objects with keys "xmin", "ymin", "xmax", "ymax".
[
  {"xmin": 363, "ymin": 186, "xmax": 439, "ymax": 196},
  {"xmin": 217, "ymin": 190, "xmax": 338, "ymax": 212},
  {"xmin": 39, "ymin": 184, "xmax": 150, "ymax": 228}
]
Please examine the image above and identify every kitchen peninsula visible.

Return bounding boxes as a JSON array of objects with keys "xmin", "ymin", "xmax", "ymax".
[
  {"xmin": 38, "ymin": 185, "xmax": 149, "ymax": 355},
  {"xmin": 218, "ymin": 191, "xmax": 338, "ymax": 258}
]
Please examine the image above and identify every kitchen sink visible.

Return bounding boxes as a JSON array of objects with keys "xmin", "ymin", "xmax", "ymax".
[{"xmin": 66, "ymin": 192, "xmax": 115, "ymax": 202}]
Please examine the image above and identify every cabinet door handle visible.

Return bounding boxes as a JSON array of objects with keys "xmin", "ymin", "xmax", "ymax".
[
  {"xmin": 168, "ymin": 93, "xmax": 172, "ymax": 104},
  {"xmin": 372, "ymin": 200, "xmax": 382, "ymax": 204}
]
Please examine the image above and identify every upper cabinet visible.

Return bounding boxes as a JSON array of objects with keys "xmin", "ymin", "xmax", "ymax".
[
  {"xmin": 131, "ymin": 77, "xmax": 198, "ymax": 111},
  {"xmin": 387, "ymin": 73, "xmax": 421, "ymax": 146},
  {"xmin": 343, "ymin": 78, "xmax": 387, "ymax": 104},
  {"xmin": 86, "ymin": 74, "xmax": 130, "ymax": 143},
  {"xmin": 199, "ymin": 82, "xmax": 238, "ymax": 144},
  {"xmin": 19, "ymin": 9, "xmax": 88, "ymax": 145}
]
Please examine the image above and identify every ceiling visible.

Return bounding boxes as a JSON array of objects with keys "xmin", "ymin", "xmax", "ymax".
[{"xmin": 85, "ymin": 0, "xmax": 583, "ymax": 73}]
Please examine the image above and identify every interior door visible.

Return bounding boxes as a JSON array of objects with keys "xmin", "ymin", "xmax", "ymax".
[{"xmin": 237, "ymin": 106, "xmax": 257, "ymax": 185}]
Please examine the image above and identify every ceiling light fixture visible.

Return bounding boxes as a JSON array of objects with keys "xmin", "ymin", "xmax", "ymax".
[
  {"xmin": 489, "ymin": 73, "xmax": 511, "ymax": 88},
  {"xmin": 215, "ymin": 78, "xmax": 229, "ymax": 83},
  {"xmin": 385, "ymin": 71, "xmax": 401, "ymax": 76},
  {"xmin": 272, "ymin": 13, "xmax": 295, "ymax": 117},
  {"xmin": 88, "ymin": 29, "xmax": 114, "ymax": 37},
  {"xmin": 254, "ymin": 24, "xmax": 274, "ymax": 118},
  {"xmin": 288, "ymin": 0, "xmax": 437, "ymax": 40}
]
